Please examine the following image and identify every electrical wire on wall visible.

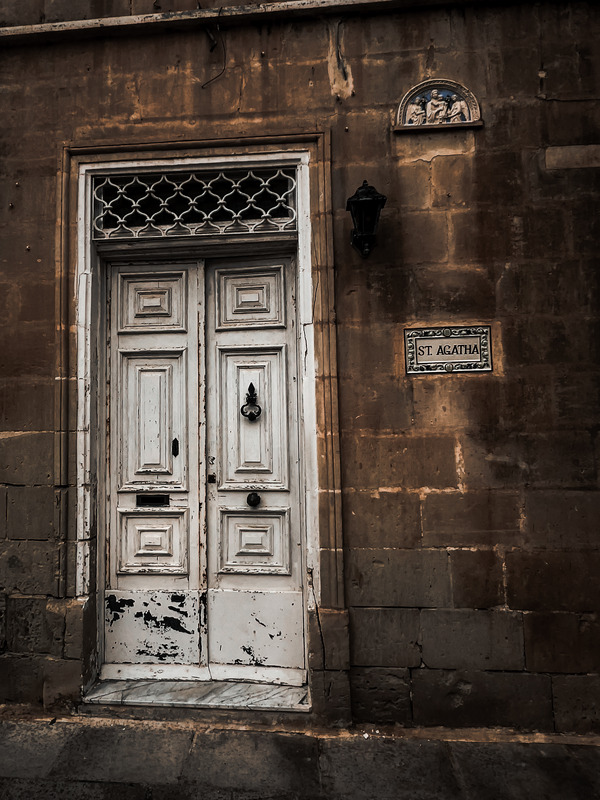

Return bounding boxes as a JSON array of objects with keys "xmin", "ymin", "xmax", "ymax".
[{"xmin": 201, "ymin": 8, "xmax": 226, "ymax": 89}]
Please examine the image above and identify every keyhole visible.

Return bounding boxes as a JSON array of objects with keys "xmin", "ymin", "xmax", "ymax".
[{"xmin": 172, "ymin": 438, "xmax": 179, "ymax": 457}]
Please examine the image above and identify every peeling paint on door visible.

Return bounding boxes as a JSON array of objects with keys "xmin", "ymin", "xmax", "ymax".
[{"xmin": 105, "ymin": 590, "xmax": 200, "ymax": 664}]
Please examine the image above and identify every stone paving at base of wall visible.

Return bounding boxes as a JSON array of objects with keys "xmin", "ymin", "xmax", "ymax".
[{"xmin": 1, "ymin": 709, "xmax": 600, "ymax": 800}]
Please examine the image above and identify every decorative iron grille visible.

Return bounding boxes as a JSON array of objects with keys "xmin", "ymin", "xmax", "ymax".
[{"xmin": 92, "ymin": 167, "xmax": 297, "ymax": 239}]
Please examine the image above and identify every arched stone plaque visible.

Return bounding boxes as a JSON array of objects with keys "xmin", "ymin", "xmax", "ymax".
[{"xmin": 394, "ymin": 79, "xmax": 482, "ymax": 132}]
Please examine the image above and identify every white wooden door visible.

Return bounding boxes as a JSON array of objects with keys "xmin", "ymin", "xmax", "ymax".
[
  {"xmin": 103, "ymin": 258, "xmax": 305, "ymax": 684},
  {"xmin": 205, "ymin": 258, "xmax": 305, "ymax": 685}
]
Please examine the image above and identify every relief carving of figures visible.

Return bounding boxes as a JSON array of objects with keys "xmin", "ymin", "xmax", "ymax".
[
  {"xmin": 406, "ymin": 95, "xmax": 426, "ymax": 125},
  {"xmin": 395, "ymin": 79, "xmax": 481, "ymax": 131},
  {"xmin": 447, "ymin": 94, "xmax": 469, "ymax": 124},
  {"xmin": 426, "ymin": 89, "xmax": 448, "ymax": 124}
]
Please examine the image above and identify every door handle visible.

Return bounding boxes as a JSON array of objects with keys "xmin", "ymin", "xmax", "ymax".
[
  {"xmin": 246, "ymin": 492, "xmax": 261, "ymax": 507},
  {"xmin": 241, "ymin": 383, "xmax": 261, "ymax": 422}
]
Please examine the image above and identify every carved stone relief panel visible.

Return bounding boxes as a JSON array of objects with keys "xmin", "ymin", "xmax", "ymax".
[{"xmin": 394, "ymin": 79, "xmax": 482, "ymax": 132}]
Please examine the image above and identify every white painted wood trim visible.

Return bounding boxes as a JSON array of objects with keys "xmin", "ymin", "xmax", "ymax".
[
  {"xmin": 75, "ymin": 164, "xmax": 93, "ymax": 597},
  {"xmin": 295, "ymin": 156, "xmax": 321, "ymax": 607}
]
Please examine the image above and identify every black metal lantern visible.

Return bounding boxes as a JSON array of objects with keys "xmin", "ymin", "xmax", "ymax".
[{"xmin": 346, "ymin": 180, "xmax": 387, "ymax": 258}]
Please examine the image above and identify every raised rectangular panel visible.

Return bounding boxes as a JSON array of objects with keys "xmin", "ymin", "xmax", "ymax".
[
  {"xmin": 218, "ymin": 348, "xmax": 288, "ymax": 488},
  {"xmin": 216, "ymin": 266, "xmax": 285, "ymax": 329},
  {"xmin": 208, "ymin": 590, "xmax": 304, "ymax": 668},
  {"xmin": 118, "ymin": 509, "xmax": 188, "ymax": 574},
  {"xmin": 219, "ymin": 509, "xmax": 290, "ymax": 574},
  {"xmin": 119, "ymin": 272, "xmax": 187, "ymax": 332},
  {"xmin": 104, "ymin": 590, "xmax": 199, "ymax": 664},
  {"xmin": 119, "ymin": 351, "xmax": 186, "ymax": 488}
]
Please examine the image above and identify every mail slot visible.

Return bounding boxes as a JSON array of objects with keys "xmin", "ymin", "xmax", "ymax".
[{"xmin": 136, "ymin": 494, "xmax": 170, "ymax": 507}]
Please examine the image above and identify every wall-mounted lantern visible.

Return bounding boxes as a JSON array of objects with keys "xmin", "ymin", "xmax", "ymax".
[{"xmin": 346, "ymin": 181, "xmax": 387, "ymax": 258}]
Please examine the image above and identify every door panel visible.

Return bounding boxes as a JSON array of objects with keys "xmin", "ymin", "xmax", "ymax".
[
  {"xmin": 119, "ymin": 352, "xmax": 187, "ymax": 488},
  {"xmin": 104, "ymin": 590, "xmax": 200, "ymax": 665},
  {"xmin": 117, "ymin": 508, "xmax": 189, "ymax": 574},
  {"xmin": 118, "ymin": 271, "xmax": 187, "ymax": 332},
  {"xmin": 207, "ymin": 590, "xmax": 304, "ymax": 669},
  {"xmin": 218, "ymin": 508, "xmax": 290, "ymax": 575},
  {"xmin": 218, "ymin": 348, "xmax": 288, "ymax": 488},
  {"xmin": 215, "ymin": 265, "xmax": 285, "ymax": 329}
]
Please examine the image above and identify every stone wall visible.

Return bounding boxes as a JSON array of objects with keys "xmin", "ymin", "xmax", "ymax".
[
  {"xmin": 0, "ymin": 1, "xmax": 599, "ymax": 731},
  {"xmin": 0, "ymin": 1, "xmax": 207, "ymax": 27},
  {"xmin": 336, "ymin": 5, "xmax": 600, "ymax": 732}
]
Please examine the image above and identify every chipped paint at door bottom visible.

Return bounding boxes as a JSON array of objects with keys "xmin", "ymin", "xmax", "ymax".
[
  {"xmin": 105, "ymin": 590, "xmax": 201, "ymax": 664},
  {"xmin": 207, "ymin": 589, "xmax": 304, "ymax": 668}
]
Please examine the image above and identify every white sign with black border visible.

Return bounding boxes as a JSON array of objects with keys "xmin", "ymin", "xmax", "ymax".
[{"xmin": 404, "ymin": 325, "xmax": 492, "ymax": 374}]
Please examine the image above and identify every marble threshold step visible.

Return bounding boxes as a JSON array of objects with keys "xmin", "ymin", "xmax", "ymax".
[{"xmin": 83, "ymin": 678, "xmax": 310, "ymax": 712}]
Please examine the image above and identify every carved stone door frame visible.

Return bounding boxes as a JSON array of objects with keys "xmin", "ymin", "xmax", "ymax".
[{"xmin": 66, "ymin": 137, "xmax": 346, "ymax": 712}]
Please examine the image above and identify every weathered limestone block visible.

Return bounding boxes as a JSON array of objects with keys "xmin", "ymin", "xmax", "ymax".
[
  {"xmin": 310, "ymin": 670, "xmax": 352, "ymax": 727},
  {"xmin": 0, "ymin": 0, "xmax": 44, "ymax": 27},
  {"xmin": 449, "ymin": 550, "xmax": 504, "ymax": 609},
  {"xmin": 412, "ymin": 669, "xmax": 553, "ymax": 731},
  {"xmin": 422, "ymin": 490, "xmax": 520, "ymax": 547},
  {"xmin": 0, "ymin": 432, "xmax": 53, "ymax": 486},
  {"xmin": 524, "ymin": 612, "xmax": 600, "ymax": 673},
  {"xmin": 0, "ymin": 541, "xmax": 59, "ymax": 596},
  {"xmin": 349, "ymin": 607, "xmax": 420, "ymax": 667},
  {"xmin": 7, "ymin": 487, "xmax": 56, "ymax": 540},
  {"xmin": 524, "ymin": 490, "xmax": 600, "ymax": 549},
  {"xmin": 340, "ymin": 434, "xmax": 458, "ymax": 490},
  {"xmin": 318, "ymin": 608, "xmax": 350, "ymax": 671},
  {"xmin": 6, "ymin": 596, "xmax": 60, "ymax": 656},
  {"xmin": 0, "ymin": 379, "xmax": 54, "ymax": 432},
  {"xmin": 346, "ymin": 549, "xmax": 452, "ymax": 608},
  {"xmin": 506, "ymin": 550, "xmax": 600, "ymax": 612},
  {"xmin": 553, "ymin": 675, "xmax": 600, "ymax": 734},
  {"xmin": 421, "ymin": 609, "xmax": 524, "ymax": 670},
  {"xmin": 408, "ymin": 265, "xmax": 496, "ymax": 318},
  {"xmin": 350, "ymin": 667, "xmax": 412, "ymax": 725},
  {"xmin": 342, "ymin": 489, "xmax": 420, "ymax": 549}
]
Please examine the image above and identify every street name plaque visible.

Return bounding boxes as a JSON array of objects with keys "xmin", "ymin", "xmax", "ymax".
[{"xmin": 404, "ymin": 325, "xmax": 492, "ymax": 374}]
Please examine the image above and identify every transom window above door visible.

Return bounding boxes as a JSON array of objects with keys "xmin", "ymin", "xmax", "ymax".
[{"xmin": 92, "ymin": 166, "xmax": 297, "ymax": 240}]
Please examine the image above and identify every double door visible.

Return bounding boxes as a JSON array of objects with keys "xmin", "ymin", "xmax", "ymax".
[{"xmin": 103, "ymin": 257, "xmax": 305, "ymax": 685}]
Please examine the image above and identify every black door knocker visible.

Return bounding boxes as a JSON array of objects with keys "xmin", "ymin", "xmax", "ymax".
[{"xmin": 240, "ymin": 382, "xmax": 262, "ymax": 422}]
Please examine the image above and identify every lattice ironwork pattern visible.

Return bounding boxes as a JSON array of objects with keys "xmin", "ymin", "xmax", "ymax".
[{"xmin": 92, "ymin": 167, "xmax": 297, "ymax": 239}]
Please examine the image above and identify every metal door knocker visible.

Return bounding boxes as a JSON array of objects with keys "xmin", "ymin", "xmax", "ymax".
[{"xmin": 240, "ymin": 382, "xmax": 262, "ymax": 422}]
